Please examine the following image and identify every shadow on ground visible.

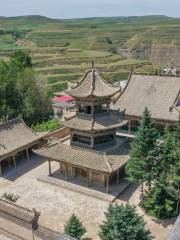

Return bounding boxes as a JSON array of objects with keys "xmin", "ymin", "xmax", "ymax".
[
  {"xmin": 2, "ymin": 154, "xmax": 46, "ymax": 181},
  {"xmin": 118, "ymin": 183, "xmax": 139, "ymax": 202}
]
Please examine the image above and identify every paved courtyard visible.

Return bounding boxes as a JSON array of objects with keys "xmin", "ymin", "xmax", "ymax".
[{"xmin": 0, "ymin": 155, "xmax": 172, "ymax": 240}]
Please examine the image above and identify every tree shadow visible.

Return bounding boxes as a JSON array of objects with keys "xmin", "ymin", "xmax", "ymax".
[{"xmin": 118, "ymin": 183, "xmax": 139, "ymax": 202}]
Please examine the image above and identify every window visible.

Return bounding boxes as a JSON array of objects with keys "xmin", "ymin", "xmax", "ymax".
[
  {"xmin": 94, "ymin": 134, "xmax": 115, "ymax": 145},
  {"xmin": 73, "ymin": 134, "xmax": 91, "ymax": 145},
  {"xmin": 78, "ymin": 105, "xmax": 91, "ymax": 114}
]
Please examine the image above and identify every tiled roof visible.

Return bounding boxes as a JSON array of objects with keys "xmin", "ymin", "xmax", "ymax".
[
  {"xmin": 113, "ymin": 75, "xmax": 180, "ymax": 122},
  {"xmin": 0, "ymin": 200, "xmax": 75, "ymax": 240},
  {"xmin": 67, "ymin": 69, "xmax": 120, "ymax": 99},
  {"xmin": 0, "ymin": 199, "xmax": 38, "ymax": 223},
  {"xmin": 34, "ymin": 225, "xmax": 76, "ymax": 240},
  {"xmin": 166, "ymin": 215, "xmax": 180, "ymax": 240},
  {"xmin": 34, "ymin": 141, "xmax": 130, "ymax": 173},
  {"xmin": 0, "ymin": 118, "xmax": 48, "ymax": 160},
  {"xmin": 64, "ymin": 111, "xmax": 127, "ymax": 132}
]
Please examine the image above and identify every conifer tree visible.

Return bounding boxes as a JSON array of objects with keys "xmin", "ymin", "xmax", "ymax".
[
  {"xmin": 126, "ymin": 107, "xmax": 158, "ymax": 196},
  {"xmin": 99, "ymin": 204, "xmax": 152, "ymax": 240},
  {"xmin": 143, "ymin": 176, "xmax": 176, "ymax": 219},
  {"xmin": 143, "ymin": 123, "xmax": 180, "ymax": 218},
  {"xmin": 156, "ymin": 125, "xmax": 177, "ymax": 179},
  {"xmin": 64, "ymin": 214, "xmax": 86, "ymax": 240}
]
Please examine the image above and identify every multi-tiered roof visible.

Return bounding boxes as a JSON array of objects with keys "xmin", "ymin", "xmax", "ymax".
[
  {"xmin": 65, "ymin": 68, "xmax": 126, "ymax": 133},
  {"xmin": 67, "ymin": 69, "xmax": 120, "ymax": 99}
]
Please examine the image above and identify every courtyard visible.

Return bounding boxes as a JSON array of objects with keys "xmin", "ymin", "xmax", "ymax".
[{"xmin": 0, "ymin": 155, "xmax": 172, "ymax": 240}]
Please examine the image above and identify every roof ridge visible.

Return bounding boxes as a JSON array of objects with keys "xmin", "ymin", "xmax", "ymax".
[
  {"xmin": 113, "ymin": 70, "xmax": 133, "ymax": 105},
  {"xmin": 103, "ymin": 153, "xmax": 113, "ymax": 172},
  {"xmin": 70, "ymin": 144, "xmax": 105, "ymax": 155},
  {"xmin": 0, "ymin": 117, "xmax": 22, "ymax": 129},
  {"xmin": 67, "ymin": 69, "xmax": 92, "ymax": 92}
]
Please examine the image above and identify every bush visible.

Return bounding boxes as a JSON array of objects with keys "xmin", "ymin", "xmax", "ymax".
[
  {"xmin": 1, "ymin": 193, "xmax": 19, "ymax": 202},
  {"xmin": 64, "ymin": 214, "xmax": 86, "ymax": 240},
  {"xmin": 32, "ymin": 119, "xmax": 61, "ymax": 131}
]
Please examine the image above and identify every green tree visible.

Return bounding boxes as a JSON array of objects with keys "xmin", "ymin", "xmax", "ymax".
[
  {"xmin": 99, "ymin": 204, "xmax": 152, "ymax": 240},
  {"xmin": 143, "ymin": 122, "xmax": 180, "ymax": 219},
  {"xmin": 156, "ymin": 126, "xmax": 177, "ymax": 179},
  {"xmin": 167, "ymin": 120, "xmax": 180, "ymax": 214},
  {"xmin": 0, "ymin": 51, "xmax": 50, "ymax": 124},
  {"xmin": 11, "ymin": 50, "xmax": 32, "ymax": 68},
  {"xmin": 64, "ymin": 214, "xmax": 86, "ymax": 240},
  {"xmin": 126, "ymin": 108, "xmax": 158, "ymax": 196},
  {"xmin": 143, "ymin": 176, "xmax": 176, "ymax": 219}
]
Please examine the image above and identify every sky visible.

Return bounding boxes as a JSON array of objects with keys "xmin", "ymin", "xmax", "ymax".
[{"xmin": 0, "ymin": 0, "xmax": 180, "ymax": 19}]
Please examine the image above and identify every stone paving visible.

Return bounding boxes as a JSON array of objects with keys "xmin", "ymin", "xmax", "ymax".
[{"xmin": 0, "ymin": 156, "xmax": 172, "ymax": 240}]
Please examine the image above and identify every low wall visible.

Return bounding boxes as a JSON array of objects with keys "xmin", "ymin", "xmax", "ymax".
[{"xmin": 46, "ymin": 127, "xmax": 70, "ymax": 139}]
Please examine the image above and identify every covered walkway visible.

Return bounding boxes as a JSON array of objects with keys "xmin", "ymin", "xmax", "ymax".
[{"xmin": 0, "ymin": 118, "xmax": 48, "ymax": 176}]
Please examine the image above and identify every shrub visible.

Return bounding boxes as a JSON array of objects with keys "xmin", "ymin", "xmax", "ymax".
[
  {"xmin": 64, "ymin": 214, "xmax": 86, "ymax": 240},
  {"xmin": 1, "ymin": 193, "xmax": 19, "ymax": 202},
  {"xmin": 32, "ymin": 119, "xmax": 61, "ymax": 131}
]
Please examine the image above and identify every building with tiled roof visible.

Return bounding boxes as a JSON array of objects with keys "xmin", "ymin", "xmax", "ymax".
[
  {"xmin": 0, "ymin": 199, "xmax": 76, "ymax": 240},
  {"xmin": 0, "ymin": 118, "xmax": 48, "ymax": 176},
  {"xmin": 113, "ymin": 74, "xmax": 180, "ymax": 127},
  {"xmin": 35, "ymin": 66, "xmax": 129, "ymax": 193}
]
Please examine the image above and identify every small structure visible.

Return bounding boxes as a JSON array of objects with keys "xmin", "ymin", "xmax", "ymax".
[
  {"xmin": 113, "ymin": 74, "xmax": 180, "ymax": 129},
  {"xmin": 0, "ymin": 199, "xmax": 75, "ymax": 240},
  {"xmin": 51, "ymin": 93, "xmax": 76, "ymax": 119},
  {"xmin": 35, "ymin": 66, "xmax": 129, "ymax": 193},
  {"xmin": 0, "ymin": 118, "xmax": 48, "ymax": 176}
]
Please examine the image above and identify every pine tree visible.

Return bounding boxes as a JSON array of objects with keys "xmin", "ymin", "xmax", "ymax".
[
  {"xmin": 143, "ymin": 175, "xmax": 177, "ymax": 219},
  {"xmin": 167, "ymin": 160, "xmax": 180, "ymax": 214},
  {"xmin": 167, "ymin": 119, "xmax": 180, "ymax": 214},
  {"xmin": 64, "ymin": 214, "xmax": 86, "ymax": 240},
  {"xmin": 99, "ymin": 204, "xmax": 152, "ymax": 240},
  {"xmin": 143, "ymin": 120, "xmax": 180, "ymax": 219},
  {"xmin": 126, "ymin": 107, "xmax": 158, "ymax": 196},
  {"xmin": 156, "ymin": 125, "xmax": 177, "ymax": 179}
]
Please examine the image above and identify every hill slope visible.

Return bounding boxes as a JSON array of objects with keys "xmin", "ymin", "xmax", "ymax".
[{"xmin": 0, "ymin": 15, "xmax": 180, "ymax": 94}]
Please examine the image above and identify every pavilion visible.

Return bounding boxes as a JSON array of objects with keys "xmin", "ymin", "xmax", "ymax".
[
  {"xmin": 0, "ymin": 118, "xmax": 48, "ymax": 176},
  {"xmin": 35, "ymin": 67, "xmax": 130, "ymax": 193}
]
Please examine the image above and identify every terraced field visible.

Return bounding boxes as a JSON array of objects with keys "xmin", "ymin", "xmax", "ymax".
[{"xmin": 0, "ymin": 15, "xmax": 179, "ymax": 94}]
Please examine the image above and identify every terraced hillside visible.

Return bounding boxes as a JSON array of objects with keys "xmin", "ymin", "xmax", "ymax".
[{"xmin": 0, "ymin": 15, "xmax": 180, "ymax": 94}]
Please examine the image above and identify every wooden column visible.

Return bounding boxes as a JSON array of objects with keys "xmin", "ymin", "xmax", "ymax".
[
  {"xmin": 0, "ymin": 163, "xmax": 2, "ymax": 176},
  {"xmin": 59, "ymin": 162, "xmax": 62, "ymax": 173},
  {"xmin": 8, "ymin": 158, "xmax": 11, "ymax": 167},
  {"xmin": 116, "ymin": 169, "xmax": 120, "ymax": 184},
  {"xmin": 21, "ymin": 150, "xmax": 24, "ymax": 160},
  {"xmin": 13, "ymin": 155, "xmax": 16, "ymax": 168},
  {"xmin": 26, "ymin": 149, "xmax": 30, "ymax": 161},
  {"xmin": 65, "ymin": 164, "xmax": 69, "ymax": 181},
  {"xmin": 87, "ymin": 169, "xmax": 89, "ymax": 188},
  {"xmin": 128, "ymin": 121, "xmax": 131, "ymax": 134},
  {"xmin": 91, "ymin": 104, "xmax": 94, "ymax": 116},
  {"xmin": 107, "ymin": 103, "xmax": 110, "ymax": 113},
  {"xmin": 91, "ymin": 136, "xmax": 94, "ymax": 149},
  {"xmin": 48, "ymin": 160, "xmax": 52, "ymax": 176},
  {"xmin": 106, "ymin": 175, "xmax": 110, "ymax": 194}
]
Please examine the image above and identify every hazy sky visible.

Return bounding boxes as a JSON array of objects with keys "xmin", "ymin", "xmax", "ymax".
[{"xmin": 1, "ymin": 0, "xmax": 180, "ymax": 19}]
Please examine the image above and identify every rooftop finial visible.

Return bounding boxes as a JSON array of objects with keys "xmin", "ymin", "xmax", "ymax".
[{"xmin": 91, "ymin": 60, "xmax": 95, "ymax": 69}]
